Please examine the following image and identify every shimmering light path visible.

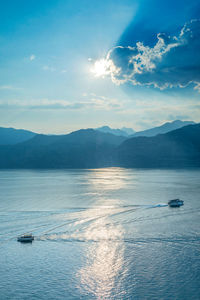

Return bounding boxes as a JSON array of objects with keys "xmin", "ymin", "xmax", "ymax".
[{"xmin": 0, "ymin": 169, "xmax": 200, "ymax": 299}]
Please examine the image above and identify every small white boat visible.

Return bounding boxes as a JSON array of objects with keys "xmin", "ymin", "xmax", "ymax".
[
  {"xmin": 168, "ymin": 199, "xmax": 184, "ymax": 207},
  {"xmin": 17, "ymin": 233, "xmax": 34, "ymax": 242}
]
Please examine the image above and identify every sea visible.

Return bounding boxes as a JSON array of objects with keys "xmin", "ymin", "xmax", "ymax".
[{"xmin": 0, "ymin": 168, "xmax": 199, "ymax": 300}]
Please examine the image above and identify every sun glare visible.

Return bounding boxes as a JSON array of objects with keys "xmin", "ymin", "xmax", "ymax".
[{"xmin": 91, "ymin": 59, "xmax": 109, "ymax": 77}]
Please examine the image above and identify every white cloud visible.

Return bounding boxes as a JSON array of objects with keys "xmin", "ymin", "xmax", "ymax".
[
  {"xmin": 0, "ymin": 94, "xmax": 122, "ymax": 111},
  {"xmin": 42, "ymin": 65, "xmax": 56, "ymax": 72},
  {"xmin": 0, "ymin": 85, "xmax": 22, "ymax": 91},
  {"xmin": 30, "ymin": 54, "xmax": 36, "ymax": 61},
  {"xmin": 0, "ymin": 85, "xmax": 13, "ymax": 90},
  {"xmin": 88, "ymin": 93, "xmax": 123, "ymax": 110},
  {"xmin": 115, "ymin": 98, "xmax": 200, "ymax": 127},
  {"xmin": 194, "ymin": 82, "xmax": 200, "ymax": 92},
  {"xmin": 95, "ymin": 19, "xmax": 200, "ymax": 91}
]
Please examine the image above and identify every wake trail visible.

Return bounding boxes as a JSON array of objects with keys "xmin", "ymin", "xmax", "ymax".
[
  {"xmin": 0, "ymin": 202, "xmax": 170, "ymax": 244},
  {"xmin": 38, "ymin": 203, "xmax": 168, "ymax": 241}
]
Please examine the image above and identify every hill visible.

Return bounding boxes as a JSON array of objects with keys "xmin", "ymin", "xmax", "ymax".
[
  {"xmin": 0, "ymin": 127, "xmax": 36, "ymax": 145},
  {"xmin": 117, "ymin": 124, "xmax": 200, "ymax": 168},
  {"xmin": 96, "ymin": 126, "xmax": 135, "ymax": 137},
  {"xmin": 0, "ymin": 124, "xmax": 199, "ymax": 169},
  {"xmin": 0, "ymin": 129, "xmax": 126, "ymax": 168},
  {"xmin": 132, "ymin": 120, "xmax": 195, "ymax": 137}
]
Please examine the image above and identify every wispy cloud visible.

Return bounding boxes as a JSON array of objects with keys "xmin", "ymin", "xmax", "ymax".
[
  {"xmin": 115, "ymin": 98, "xmax": 200, "ymax": 126},
  {"xmin": 0, "ymin": 99, "xmax": 80, "ymax": 110},
  {"xmin": 82, "ymin": 93, "xmax": 123, "ymax": 110},
  {"xmin": 0, "ymin": 95, "xmax": 122, "ymax": 111},
  {"xmin": 94, "ymin": 19, "xmax": 200, "ymax": 92},
  {"xmin": 30, "ymin": 54, "xmax": 36, "ymax": 61},
  {"xmin": 194, "ymin": 82, "xmax": 200, "ymax": 92},
  {"xmin": 42, "ymin": 65, "xmax": 56, "ymax": 72},
  {"xmin": 0, "ymin": 85, "xmax": 22, "ymax": 91},
  {"xmin": 0, "ymin": 85, "xmax": 14, "ymax": 90}
]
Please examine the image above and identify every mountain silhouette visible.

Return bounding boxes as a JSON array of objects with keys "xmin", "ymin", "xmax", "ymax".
[
  {"xmin": 96, "ymin": 126, "xmax": 135, "ymax": 137},
  {"xmin": 0, "ymin": 127, "xmax": 36, "ymax": 145},
  {"xmin": 0, "ymin": 124, "xmax": 199, "ymax": 169},
  {"xmin": 0, "ymin": 129, "xmax": 126, "ymax": 168},
  {"xmin": 117, "ymin": 123, "xmax": 200, "ymax": 168},
  {"xmin": 132, "ymin": 120, "xmax": 195, "ymax": 137}
]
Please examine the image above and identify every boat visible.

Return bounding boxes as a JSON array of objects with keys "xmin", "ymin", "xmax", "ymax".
[
  {"xmin": 168, "ymin": 199, "xmax": 184, "ymax": 207},
  {"xmin": 17, "ymin": 233, "xmax": 34, "ymax": 243}
]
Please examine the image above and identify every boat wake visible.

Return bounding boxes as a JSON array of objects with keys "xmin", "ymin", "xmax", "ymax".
[{"xmin": 0, "ymin": 202, "xmax": 174, "ymax": 244}]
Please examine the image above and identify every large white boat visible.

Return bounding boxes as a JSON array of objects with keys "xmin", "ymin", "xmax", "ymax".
[
  {"xmin": 168, "ymin": 199, "xmax": 184, "ymax": 207},
  {"xmin": 17, "ymin": 233, "xmax": 34, "ymax": 242}
]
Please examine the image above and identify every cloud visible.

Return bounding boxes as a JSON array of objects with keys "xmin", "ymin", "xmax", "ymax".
[
  {"xmin": 87, "ymin": 93, "xmax": 123, "ymax": 110},
  {"xmin": 97, "ymin": 19, "xmax": 200, "ymax": 91},
  {"xmin": 0, "ymin": 85, "xmax": 22, "ymax": 91},
  {"xmin": 0, "ymin": 85, "xmax": 14, "ymax": 90},
  {"xmin": 0, "ymin": 95, "xmax": 122, "ymax": 111},
  {"xmin": 30, "ymin": 54, "xmax": 36, "ymax": 61},
  {"xmin": 42, "ymin": 65, "xmax": 56, "ymax": 72},
  {"xmin": 194, "ymin": 82, "xmax": 200, "ymax": 92},
  {"xmin": 0, "ymin": 99, "xmax": 82, "ymax": 110},
  {"xmin": 115, "ymin": 98, "xmax": 200, "ymax": 128}
]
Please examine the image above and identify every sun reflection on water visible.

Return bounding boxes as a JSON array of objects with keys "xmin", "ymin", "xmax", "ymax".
[
  {"xmin": 78, "ymin": 218, "xmax": 126, "ymax": 299},
  {"xmin": 77, "ymin": 169, "xmax": 127, "ymax": 299},
  {"xmin": 87, "ymin": 168, "xmax": 127, "ymax": 191}
]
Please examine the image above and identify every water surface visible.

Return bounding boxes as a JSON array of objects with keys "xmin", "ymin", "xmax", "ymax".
[{"xmin": 0, "ymin": 168, "xmax": 199, "ymax": 299}]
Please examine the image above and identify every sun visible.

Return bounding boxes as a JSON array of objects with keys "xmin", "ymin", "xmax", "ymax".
[{"xmin": 91, "ymin": 59, "xmax": 109, "ymax": 77}]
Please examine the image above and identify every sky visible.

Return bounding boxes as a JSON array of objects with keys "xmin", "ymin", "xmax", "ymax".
[{"xmin": 0, "ymin": 0, "xmax": 200, "ymax": 133}]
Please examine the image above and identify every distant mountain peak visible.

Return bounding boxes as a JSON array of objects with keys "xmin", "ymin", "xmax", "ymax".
[
  {"xmin": 98, "ymin": 126, "xmax": 110, "ymax": 130},
  {"xmin": 0, "ymin": 127, "xmax": 36, "ymax": 145},
  {"xmin": 96, "ymin": 125, "xmax": 135, "ymax": 137},
  {"xmin": 118, "ymin": 123, "xmax": 200, "ymax": 168},
  {"xmin": 133, "ymin": 120, "xmax": 196, "ymax": 138}
]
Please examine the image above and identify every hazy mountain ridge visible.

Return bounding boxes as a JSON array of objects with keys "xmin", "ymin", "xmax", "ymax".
[
  {"xmin": 96, "ymin": 126, "xmax": 135, "ymax": 137},
  {"xmin": 0, "ymin": 124, "xmax": 199, "ymax": 169},
  {"xmin": 0, "ymin": 129, "xmax": 126, "ymax": 168},
  {"xmin": 0, "ymin": 120, "xmax": 195, "ymax": 146},
  {"xmin": 132, "ymin": 120, "xmax": 195, "ymax": 137},
  {"xmin": 0, "ymin": 127, "xmax": 36, "ymax": 145},
  {"xmin": 117, "ymin": 124, "xmax": 200, "ymax": 168}
]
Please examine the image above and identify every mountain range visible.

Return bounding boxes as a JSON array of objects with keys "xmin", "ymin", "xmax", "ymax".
[
  {"xmin": 0, "ymin": 127, "xmax": 36, "ymax": 145},
  {"xmin": 0, "ymin": 122, "xmax": 199, "ymax": 169},
  {"xmin": 0, "ymin": 129, "xmax": 126, "ymax": 168},
  {"xmin": 0, "ymin": 120, "xmax": 195, "ymax": 146},
  {"xmin": 132, "ymin": 120, "xmax": 195, "ymax": 137},
  {"xmin": 96, "ymin": 120, "xmax": 195, "ymax": 138},
  {"xmin": 96, "ymin": 126, "xmax": 135, "ymax": 137},
  {"xmin": 117, "ymin": 124, "xmax": 200, "ymax": 168}
]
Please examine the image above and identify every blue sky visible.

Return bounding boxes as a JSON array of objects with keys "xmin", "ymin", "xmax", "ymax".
[{"xmin": 0, "ymin": 0, "xmax": 199, "ymax": 133}]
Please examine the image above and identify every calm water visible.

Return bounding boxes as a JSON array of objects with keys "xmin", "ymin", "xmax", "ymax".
[{"xmin": 0, "ymin": 168, "xmax": 199, "ymax": 300}]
